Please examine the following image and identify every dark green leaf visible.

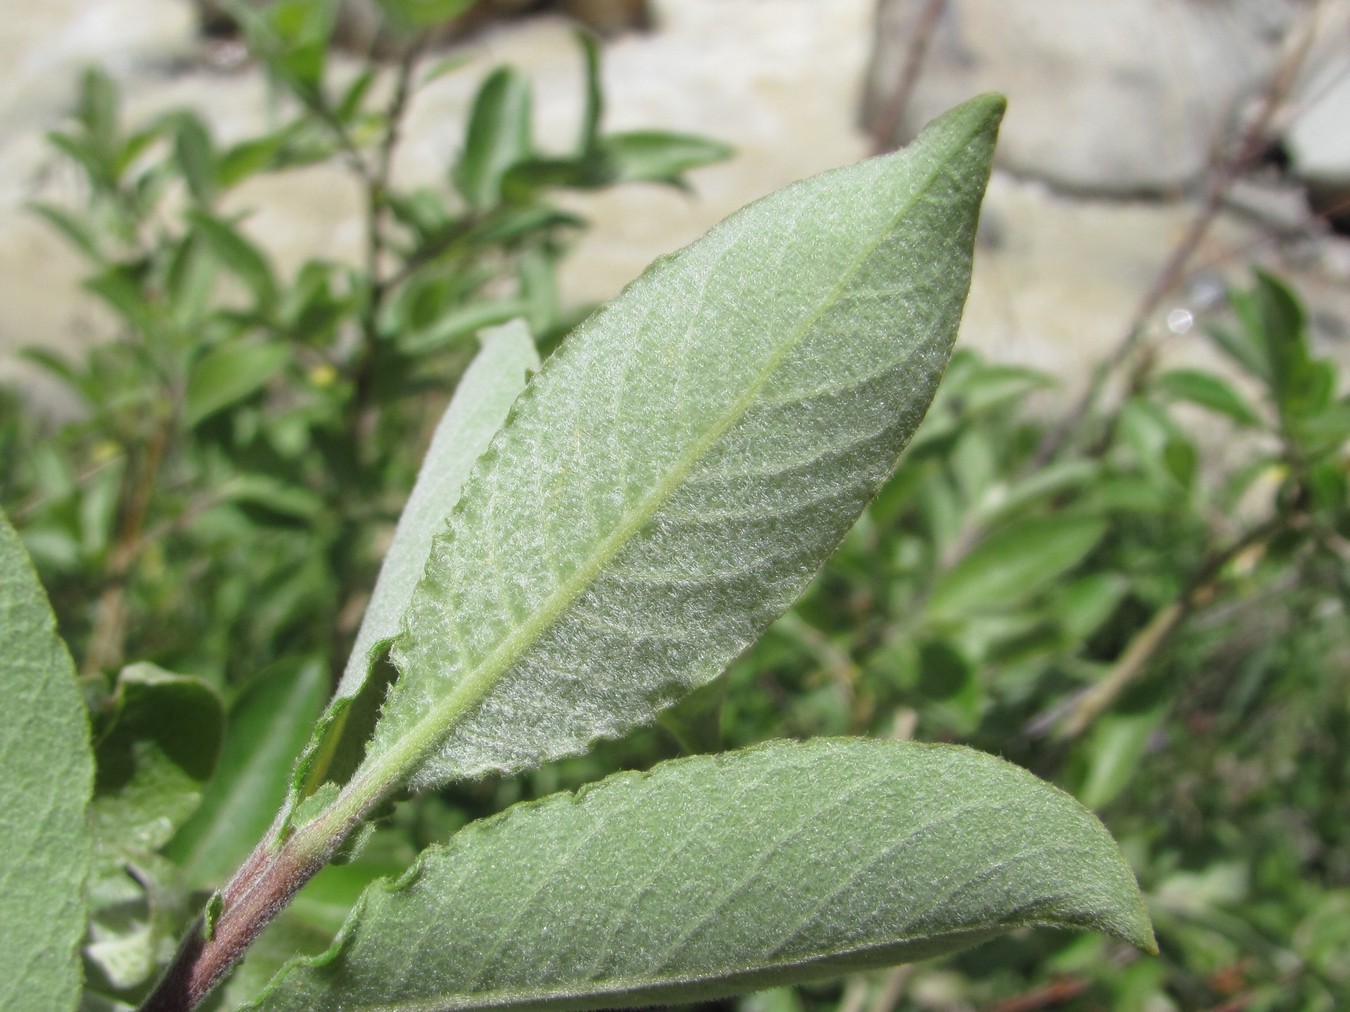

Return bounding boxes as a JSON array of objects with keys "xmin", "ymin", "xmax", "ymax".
[
  {"xmin": 399, "ymin": 299, "xmax": 530, "ymax": 355},
  {"xmin": 1077, "ymin": 708, "xmax": 1166, "ymax": 810},
  {"xmin": 84, "ymin": 263, "xmax": 155, "ymax": 334},
  {"xmin": 78, "ymin": 66, "xmax": 120, "ymax": 163},
  {"xmin": 576, "ymin": 30, "xmax": 603, "ymax": 155},
  {"xmin": 377, "ymin": 0, "xmax": 473, "ymax": 29},
  {"xmin": 453, "ymin": 67, "xmax": 533, "ymax": 212},
  {"xmin": 657, "ymin": 673, "xmax": 727, "ymax": 754},
  {"xmin": 927, "ymin": 515, "xmax": 1106, "ymax": 621},
  {"xmin": 174, "ymin": 112, "xmax": 217, "ymax": 205},
  {"xmin": 187, "ymin": 210, "xmax": 279, "ymax": 310},
  {"xmin": 1152, "ymin": 368, "xmax": 1263, "ymax": 428},
  {"xmin": 84, "ymin": 665, "xmax": 222, "ymax": 989},
  {"xmin": 335, "ymin": 69, "xmax": 376, "ymax": 124},
  {"xmin": 599, "ymin": 130, "xmax": 734, "ymax": 187},
  {"xmin": 91, "ymin": 663, "xmax": 225, "ymax": 850},
  {"xmin": 218, "ymin": 135, "xmax": 289, "ymax": 189},
  {"xmin": 186, "ymin": 341, "xmax": 290, "ymax": 427}
]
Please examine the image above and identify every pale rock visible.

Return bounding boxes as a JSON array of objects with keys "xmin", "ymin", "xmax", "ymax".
[{"xmin": 863, "ymin": 0, "xmax": 1299, "ymax": 196}]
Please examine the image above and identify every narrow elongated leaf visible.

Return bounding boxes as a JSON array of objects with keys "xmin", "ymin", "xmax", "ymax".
[
  {"xmin": 926, "ymin": 515, "xmax": 1106, "ymax": 622},
  {"xmin": 454, "ymin": 68, "xmax": 533, "ymax": 212},
  {"xmin": 251, "ymin": 739, "xmax": 1155, "ymax": 1011},
  {"xmin": 1153, "ymin": 368, "xmax": 1262, "ymax": 428},
  {"xmin": 600, "ymin": 131, "xmax": 735, "ymax": 188},
  {"xmin": 284, "ymin": 324, "xmax": 539, "ymax": 808},
  {"xmin": 341, "ymin": 321, "xmax": 539, "ymax": 690},
  {"xmin": 0, "ymin": 509, "xmax": 93, "ymax": 1011},
  {"xmin": 186, "ymin": 342, "xmax": 290, "ymax": 427},
  {"xmin": 187, "ymin": 209, "xmax": 279, "ymax": 310},
  {"xmin": 355, "ymin": 95, "xmax": 1005, "ymax": 794}
]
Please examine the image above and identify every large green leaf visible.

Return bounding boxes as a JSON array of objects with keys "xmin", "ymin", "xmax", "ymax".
[
  {"xmin": 0, "ymin": 509, "xmax": 94, "ymax": 1011},
  {"xmin": 251, "ymin": 739, "xmax": 1155, "ymax": 1010},
  {"xmin": 343, "ymin": 95, "xmax": 1004, "ymax": 798}
]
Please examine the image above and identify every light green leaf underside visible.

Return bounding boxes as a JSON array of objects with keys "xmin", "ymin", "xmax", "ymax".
[
  {"xmin": 251, "ymin": 738, "xmax": 1155, "ymax": 1011},
  {"xmin": 341, "ymin": 320, "xmax": 540, "ymax": 693},
  {"xmin": 0, "ymin": 509, "xmax": 94, "ymax": 1011},
  {"xmin": 361, "ymin": 95, "xmax": 1005, "ymax": 792}
]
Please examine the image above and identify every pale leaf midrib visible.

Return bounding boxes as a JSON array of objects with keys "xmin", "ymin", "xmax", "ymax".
[{"xmin": 364, "ymin": 135, "xmax": 972, "ymax": 796}]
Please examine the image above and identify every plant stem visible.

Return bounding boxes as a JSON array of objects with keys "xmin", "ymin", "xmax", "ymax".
[
  {"xmin": 83, "ymin": 414, "xmax": 171, "ymax": 675},
  {"xmin": 139, "ymin": 768, "xmax": 385, "ymax": 1011}
]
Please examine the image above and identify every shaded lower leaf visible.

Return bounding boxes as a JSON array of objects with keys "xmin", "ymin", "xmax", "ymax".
[
  {"xmin": 250, "ymin": 738, "xmax": 1155, "ymax": 1011},
  {"xmin": 167, "ymin": 657, "xmax": 329, "ymax": 890},
  {"xmin": 84, "ymin": 665, "xmax": 224, "ymax": 989},
  {"xmin": 92, "ymin": 663, "xmax": 224, "ymax": 847},
  {"xmin": 0, "ymin": 509, "xmax": 94, "ymax": 1011}
]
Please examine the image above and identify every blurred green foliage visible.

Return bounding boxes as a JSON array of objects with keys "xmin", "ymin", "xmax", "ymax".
[{"xmin": 1, "ymin": 1, "xmax": 1346, "ymax": 1008}]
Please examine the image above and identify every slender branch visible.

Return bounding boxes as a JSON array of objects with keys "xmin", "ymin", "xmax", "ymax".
[
  {"xmin": 986, "ymin": 976, "xmax": 1090, "ymax": 1012},
  {"xmin": 1029, "ymin": 3, "xmax": 1323, "ymax": 470},
  {"xmin": 1052, "ymin": 513, "xmax": 1285, "ymax": 741},
  {"xmin": 367, "ymin": 37, "xmax": 427, "ymax": 309},
  {"xmin": 869, "ymin": 0, "xmax": 948, "ymax": 156},
  {"xmin": 140, "ymin": 772, "xmax": 382, "ymax": 1011},
  {"xmin": 82, "ymin": 413, "xmax": 171, "ymax": 674},
  {"xmin": 866, "ymin": 965, "xmax": 914, "ymax": 1012},
  {"xmin": 348, "ymin": 37, "xmax": 428, "ymax": 452}
]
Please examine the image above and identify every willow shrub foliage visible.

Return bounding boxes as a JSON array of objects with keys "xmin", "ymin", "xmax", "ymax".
[{"xmin": 2, "ymin": 89, "xmax": 1161, "ymax": 1012}]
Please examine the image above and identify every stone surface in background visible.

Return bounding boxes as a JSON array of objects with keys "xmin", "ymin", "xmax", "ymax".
[
  {"xmin": 3, "ymin": 0, "xmax": 1350, "ymax": 414},
  {"xmin": 864, "ymin": 0, "xmax": 1299, "ymax": 196}
]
